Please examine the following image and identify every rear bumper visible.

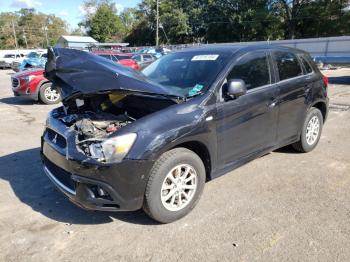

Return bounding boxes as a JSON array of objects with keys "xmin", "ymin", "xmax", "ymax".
[{"xmin": 41, "ymin": 133, "xmax": 154, "ymax": 212}]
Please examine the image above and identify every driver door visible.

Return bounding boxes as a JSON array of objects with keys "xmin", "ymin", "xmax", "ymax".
[{"xmin": 215, "ymin": 50, "xmax": 279, "ymax": 167}]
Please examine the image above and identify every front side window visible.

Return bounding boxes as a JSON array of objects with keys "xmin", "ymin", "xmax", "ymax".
[
  {"xmin": 227, "ymin": 51, "xmax": 271, "ymax": 90},
  {"xmin": 4, "ymin": 54, "xmax": 15, "ymax": 58},
  {"xmin": 275, "ymin": 51, "xmax": 303, "ymax": 80}
]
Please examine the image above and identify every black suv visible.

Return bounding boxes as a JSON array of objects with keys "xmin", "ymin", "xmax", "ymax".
[{"xmin": 41, "ymin": 45, "xmax": 328, "ymax": 223}]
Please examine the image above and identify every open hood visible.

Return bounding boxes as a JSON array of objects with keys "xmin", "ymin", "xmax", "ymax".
[{"xmin": 45, "ymin": 47, "xmax": 184, "ymax": 101}]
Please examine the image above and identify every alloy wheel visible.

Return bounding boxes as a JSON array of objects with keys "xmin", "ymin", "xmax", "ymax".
[
  {"xmin": 160, "ymin": 164, "xmax": 197, "ymax": 212},
  {"xmin": 44, "ymin": 86, "xmax": 60, "ymax": 102},
  {"xmin": 306, "ymin": 115, "xmax": 320, "ymax": 145}
]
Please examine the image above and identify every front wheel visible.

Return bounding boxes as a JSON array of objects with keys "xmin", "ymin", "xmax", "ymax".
[
  {"xmin": 292, "ymin": 107, "xmax": 323, "ymax": 152},
  {"xmin": 143, "ymin": 148, "xmax": 206, "ymax": 223},
  {"xmin": 39, "ymin": 83, "xmax": 61, "ymax": 105}
]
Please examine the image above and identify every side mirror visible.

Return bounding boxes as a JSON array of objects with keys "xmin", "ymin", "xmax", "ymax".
[{"xmin": 227, "ymin": 79, "xmax": 247, "ymax": 98}]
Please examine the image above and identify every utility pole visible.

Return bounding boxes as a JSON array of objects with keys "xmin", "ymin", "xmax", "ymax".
[
  {"xmin": 11, "ymin": 21, "xmax": 18, "ymax": 49},
  {"xmin": 159, "ymin": 24, "xmax": 169, "ymax": 44},
  {"xmin": 22, "ymin": 28, "xmax": 28, "ymax": 49},
  {"xmin": 156, "ymin": 0, "xmax": 159, "ymax": 47}
]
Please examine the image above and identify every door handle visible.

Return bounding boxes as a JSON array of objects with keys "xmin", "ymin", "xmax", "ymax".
[
  {"xmin": 267, "ymin": 98, "xmax": 278, "ymax": 108},
  {"xmin": 269, "ymin": 101, "xmax": 277, "ymax": 108}
]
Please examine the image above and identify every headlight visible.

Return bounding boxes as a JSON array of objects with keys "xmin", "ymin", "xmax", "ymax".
[
  {"xmin": 89, "ymin": 133, "xmax": 137, "ymax": 163},
  {"xmin": 22, "ymin": 75, "xmax": 36, "ymax": 82}
]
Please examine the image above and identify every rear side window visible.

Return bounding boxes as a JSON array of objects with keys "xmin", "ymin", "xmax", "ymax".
[
  {"xmin": 275, "ymin": 51, "xmax": 303, "ymax": 81},
  {"xmin": 299, "ymin": 55, "xmax": 313, "ymax": 74},
  {"xmin": 227, "ymin": 51, "xmax": 271, "ymax": 90}
]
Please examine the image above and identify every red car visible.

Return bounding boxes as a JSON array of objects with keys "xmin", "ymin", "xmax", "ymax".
[
  {"xmin": 92, "ymin": 51, "xmax": 140, "ymax": 70},
  {"xmin": 11, "ymin": 69, "xmax": 60, "ymax": 104}
]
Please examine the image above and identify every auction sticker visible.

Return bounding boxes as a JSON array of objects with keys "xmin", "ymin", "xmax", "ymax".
[{"xmin": 191, "ymin": 54, "xmax": 219, "ymax": 61}]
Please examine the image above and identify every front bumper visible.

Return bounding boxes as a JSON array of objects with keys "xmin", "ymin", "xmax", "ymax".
[
  {"xmin": 40, "ymin": 119, "xmax": 154, "ymax": 211},
  {"xmin": 0, "ymin": 61, "xmax": 11, "ymax": 68},
  {"xmin": 11, "ymin": 77, "xmax": 39, "ymax": 101}
]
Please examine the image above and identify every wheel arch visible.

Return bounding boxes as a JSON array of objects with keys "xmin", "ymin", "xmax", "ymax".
[
  {"xmin": 170, "ymin": 141, "xmax": 212, "ymax": 182},
  {"xmin": 311, "ymin": 101, "xmax": 328, "ymax": 122},
  {"xmin": 37, "ymin": 80, "xmax": 51, "ymax": 101}
]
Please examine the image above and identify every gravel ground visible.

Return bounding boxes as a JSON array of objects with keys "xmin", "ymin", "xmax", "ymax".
[{"xmin": 0, "ymin": 68, "xmax": 349, "ymax": 262}]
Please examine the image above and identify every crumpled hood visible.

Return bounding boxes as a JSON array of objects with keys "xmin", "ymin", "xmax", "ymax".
[{"xmin": 44, "ymin": 47, "xmax": 184, "ymax": 101}]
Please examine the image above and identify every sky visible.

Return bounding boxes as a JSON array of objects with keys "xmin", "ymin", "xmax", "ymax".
[{"xmin": 0, "ymin": 0, "xmax": 141, "ymax": 29}]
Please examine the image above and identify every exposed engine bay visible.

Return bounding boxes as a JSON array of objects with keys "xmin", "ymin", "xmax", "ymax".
[
  {"xmin": 52, "ymin": 92, "xmax": 177, "ymax": 160},
  {"xmin": 60, "ymin": 111, "xmax": 134, "ymax": 140}
]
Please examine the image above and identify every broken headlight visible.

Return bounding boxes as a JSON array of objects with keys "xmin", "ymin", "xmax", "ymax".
[{"xmin": 89, "ymin": 133, "xmax": 137, "ymax": 163}]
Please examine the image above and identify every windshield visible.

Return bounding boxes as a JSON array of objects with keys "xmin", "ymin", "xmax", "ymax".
[{"xmin": 142, "ymin": 51, "xmax": 231, "ymax": 97}]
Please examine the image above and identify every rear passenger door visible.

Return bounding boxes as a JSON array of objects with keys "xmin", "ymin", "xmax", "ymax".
[{"xmin": 272, "ymin": 51, "xmax": 308, "ymax": 146}]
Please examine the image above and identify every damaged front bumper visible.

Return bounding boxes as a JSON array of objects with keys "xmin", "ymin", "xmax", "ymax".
[{"xmin": 40, "ymin": 113, "xmax": 154, "ymax": 211}]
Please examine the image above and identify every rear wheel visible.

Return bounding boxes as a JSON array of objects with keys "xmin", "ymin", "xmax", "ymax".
[
  {"xmin": 143, "ymin": 148, "xmax": 206, "ymax": 223},
  {"xmin": 39, "ymin": 83, "xmax": 60, "ymax": 105},
  {"xmin": 292, "ymin": 107, "xmax": 323, "ymax": 152}
]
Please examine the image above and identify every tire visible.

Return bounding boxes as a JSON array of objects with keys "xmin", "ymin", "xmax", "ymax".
[
  {"xmin": 143, "ymin": 148, "xmax": 206, "ymax": 223},
  {"xmin": 292, "ymin": 107, "xmax": 323, "ymax": 153},
  {"xmin": 39, "ymin": 83, "xmax": 61, "ymax": 105}
]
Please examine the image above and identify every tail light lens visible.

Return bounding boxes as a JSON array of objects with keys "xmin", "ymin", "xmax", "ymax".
[
  {"xmin": 132, "ymin": 63, "xmax": 140, "ymax": 71},
  {"xmin": 323, "ymin": 75, "xmax": 329, "ymax": 88}
]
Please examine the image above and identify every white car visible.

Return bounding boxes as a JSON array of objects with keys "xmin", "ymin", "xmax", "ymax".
[{"xmin": 0, "ymin": 53, "xmax": 25, "ymax": 69}]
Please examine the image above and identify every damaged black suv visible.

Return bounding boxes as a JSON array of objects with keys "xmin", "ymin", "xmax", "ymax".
[{"xmin": 41, "ymin": 45, "xmax": 328, "ymax": 223}]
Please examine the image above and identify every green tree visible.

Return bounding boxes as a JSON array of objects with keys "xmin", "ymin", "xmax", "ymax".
[
  {"xmin": 80, "ymin": 0, "xmax": 124, "ymax": 42},
  {"xmin": 0, "ymin": 12, "xmax": 18, "ymax": 48},
  {"xmin": 0, "ymin": 8, "xmax": 68, "ymax": 49}
]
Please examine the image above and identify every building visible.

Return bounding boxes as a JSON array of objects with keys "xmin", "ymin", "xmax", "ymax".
[{"xmin": 55, "ymin": 35, "xmax": 98, "ymax": 50}]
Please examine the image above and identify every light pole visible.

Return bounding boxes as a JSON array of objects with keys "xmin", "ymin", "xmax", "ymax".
[{"xmin": 156, "ymin": 0, "xmax": 159, "ymax": 47}]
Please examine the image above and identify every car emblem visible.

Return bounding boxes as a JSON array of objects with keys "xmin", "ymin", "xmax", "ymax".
[{"xmin": 52, "ymin": 134, "xmax": 58, "ymax": 144}]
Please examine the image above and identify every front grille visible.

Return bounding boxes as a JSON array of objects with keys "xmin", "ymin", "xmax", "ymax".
[
  {"xmin": 11, "ymin": 78, "xmax": 19, "ymax": 88},
  {"xmin": 46, "ymin": 128, "xmax": 67, "ymax": 149},
  {"xmin": 43, "ymin": 156, "xmax": 75, "ymax": 191}
]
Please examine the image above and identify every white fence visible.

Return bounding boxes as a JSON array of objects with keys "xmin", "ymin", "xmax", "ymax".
[{"xmin": 226, "ymin": 36, "xmax": 350, "ymax": 57}]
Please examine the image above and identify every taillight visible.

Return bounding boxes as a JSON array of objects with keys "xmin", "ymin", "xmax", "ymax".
[{"xmin": 323, "ymin": 75, "xmax": 329, "ymax": 88}]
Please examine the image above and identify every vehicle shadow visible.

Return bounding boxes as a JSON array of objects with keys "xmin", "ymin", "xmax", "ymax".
[
  {"xmin": 0, "ymin": 148, "xmax": 157, "ymax": 225},
  {"xmin": 0, "ymin": 97, "xmax": 39, "ymax": 106},
  {"xmin": 328, "ymin": 76, "xmax": 350, "ymax": 85},
  {"xmin": 273, "ymin": 145, "xmax": 299, "ymax": 154}
]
